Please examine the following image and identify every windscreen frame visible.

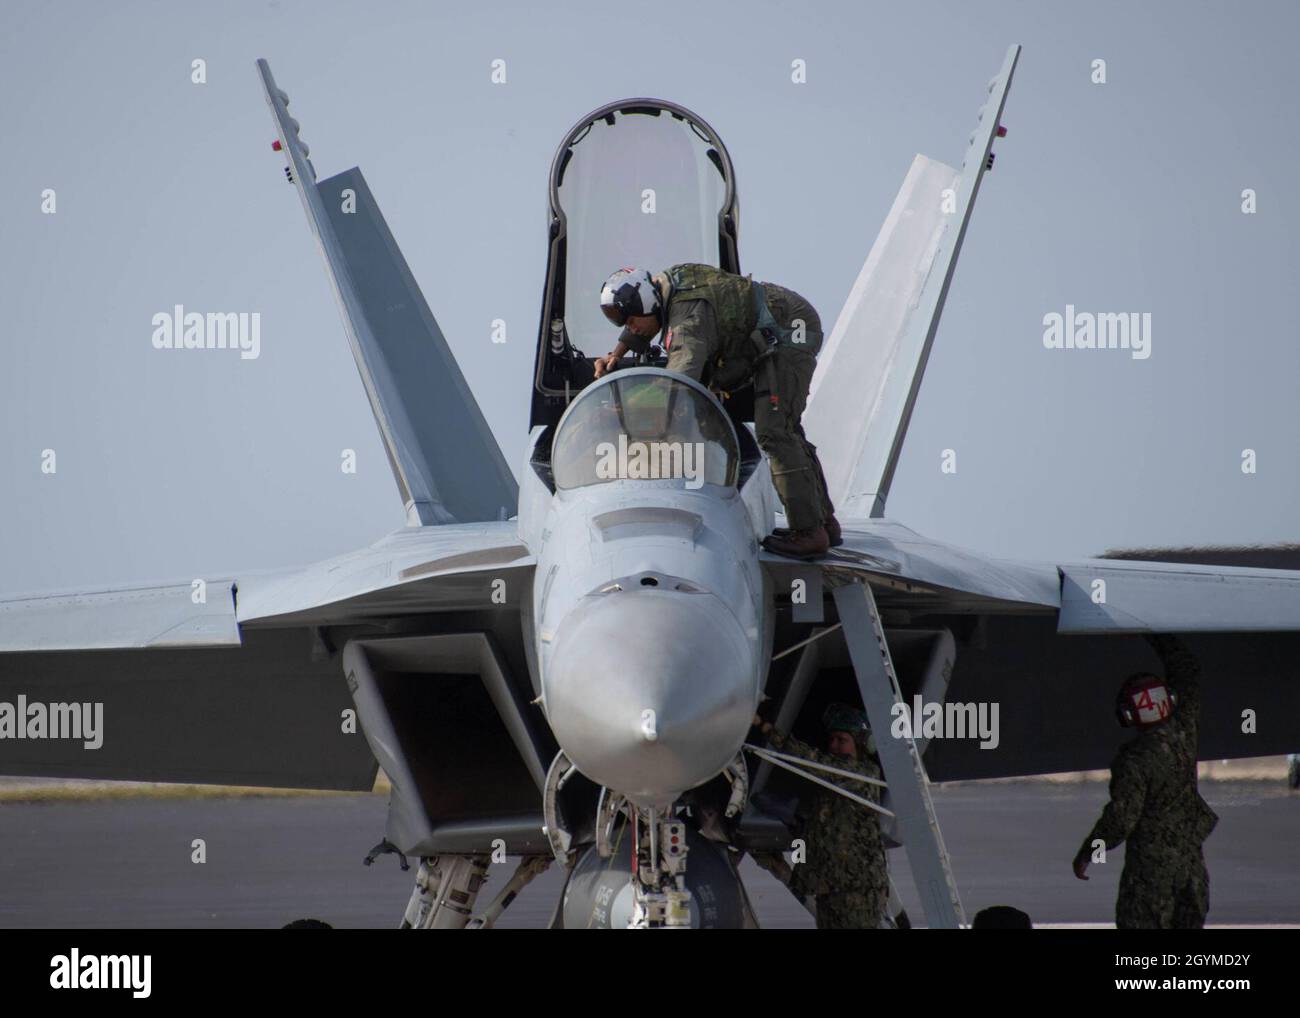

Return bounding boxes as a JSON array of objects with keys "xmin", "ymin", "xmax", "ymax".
[{"xmin": 549, "ymin": 367, "xmax": 742, "ymax": 492}]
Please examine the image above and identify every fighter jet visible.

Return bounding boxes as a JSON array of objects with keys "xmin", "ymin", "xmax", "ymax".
[{"xmin": 4, "ymin": 46, "xmax": 1299, "ymax": 928}]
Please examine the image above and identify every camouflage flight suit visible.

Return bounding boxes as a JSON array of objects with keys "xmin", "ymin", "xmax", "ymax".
[
  {"xmin": 619, "ymin": 263, "xmax": 835, "ymax": 531},
  {"xmin": 1079, "ymin": 634, "xmax": 1219, "ymax": 929},
  {"xmin": 767, "ymin": 727, "xmax": 888, "ymax": 929}
]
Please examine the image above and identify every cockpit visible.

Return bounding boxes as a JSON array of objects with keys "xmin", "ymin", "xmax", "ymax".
[
  {"xmin": 530, "ymin": 99, "xmax": 742, "ymax": 430},
  {"xmin": 551, "ymin": 371, "xmax": 739, "ymax": 492}
]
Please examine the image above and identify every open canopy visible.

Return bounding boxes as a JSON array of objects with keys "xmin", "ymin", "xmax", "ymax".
[{"xmin": 531, "ymin": 100, "xmax": 740, "ymax": 428}]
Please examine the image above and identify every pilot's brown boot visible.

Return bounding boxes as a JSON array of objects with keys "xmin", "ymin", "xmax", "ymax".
[
  {"xmin": 762, "ymin": 525, "xmax": 830, "ymax": 560},
  {"xmin": 772, "ymin": 515, "xmax": 843, "ymax": 548}
]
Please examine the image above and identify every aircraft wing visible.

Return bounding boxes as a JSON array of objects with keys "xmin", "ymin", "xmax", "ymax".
[
  {"xmin": 819, "ymin": 518, "xmax": 1060, "ymax": 614},
  {"xmin": 761, "ymin": 524, "xmax": 1300, "ymax": 781},
  {"xmin": 1056, "ymin": 557, "xmax": 1300, "ymax": 633},
  {"xmin": 0, "ymin": 575, "xmax": 377, "ymax": 790},
  {"xmin": 0, "ymin": 524, "xmax": 540, "ymax": 803}
]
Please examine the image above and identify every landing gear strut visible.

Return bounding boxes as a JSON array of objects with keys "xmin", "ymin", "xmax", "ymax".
[
  {"xmin": 399, "ymin": 855, "xmax": 490, "ymax": 929},
  {"xmin": 627, "ymin": 808, "xmax": 692, "ymax": 928}
]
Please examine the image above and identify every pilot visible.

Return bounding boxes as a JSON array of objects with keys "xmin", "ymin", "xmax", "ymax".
[
  {"xmin": 595, "ymin": 265, "xmax": 839, "ymax": 560},
  {"xmin": 753, "ymin": 703, "xmax": 889, "ymax": 929},
  {"xmin": 1072, "ymin": 633, "xmax": 1219, "ymax": 928}
]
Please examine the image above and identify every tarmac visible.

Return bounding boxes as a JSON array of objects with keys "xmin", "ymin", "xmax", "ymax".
[{"xmin": 0, "ymin": 779, "xmax": 1295, "ymax": 928}]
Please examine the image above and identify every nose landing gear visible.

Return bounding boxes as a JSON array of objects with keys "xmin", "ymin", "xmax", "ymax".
[{"xmin": 627, "ymin": 810, "xmax": 693, "ymax": 928}]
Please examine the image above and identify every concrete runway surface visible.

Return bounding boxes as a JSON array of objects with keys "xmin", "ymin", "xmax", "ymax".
[{"xmin": 0, "ymin": 781, "xmax": 1295, "ymax": 928}]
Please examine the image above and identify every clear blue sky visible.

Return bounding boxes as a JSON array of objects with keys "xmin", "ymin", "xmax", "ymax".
[{"xmin": 2, "ymin": 0, "xmax": 1297, "ymax": 594}]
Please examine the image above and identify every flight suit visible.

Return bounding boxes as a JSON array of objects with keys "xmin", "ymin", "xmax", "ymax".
[
  {"xmin": 619, "ymin": 263, "xmax": 835, "ymax": 531},
  {"xmin": 767, "ymin": 727, "xmax": 888, "ymax": 929},
  {"xmin": 1079, "ymin": 634, "xmax": 1219, "ymax": 929}
]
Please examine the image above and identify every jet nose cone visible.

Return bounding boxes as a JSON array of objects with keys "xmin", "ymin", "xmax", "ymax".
[{"xmin": 544, "ymin": 591, "xmax": 756, "ymax": 804}]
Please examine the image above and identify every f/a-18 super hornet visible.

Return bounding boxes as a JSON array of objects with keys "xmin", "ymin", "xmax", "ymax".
[{"xmin": 4, "ymin": 46, "xmax": 1299, "ymax": 928}]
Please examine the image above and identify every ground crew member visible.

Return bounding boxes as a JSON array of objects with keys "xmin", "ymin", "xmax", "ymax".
[
  {"xmin": 1072, "ymin": 633, "xmax": 1219, "ymax": 928},
  {"xmin": 753, "ymin": 703, "xmax": 888, "ymax": 928},
  {"xmin": 596, "ymin": 264, "xmax": 838, "ymax": 559}
]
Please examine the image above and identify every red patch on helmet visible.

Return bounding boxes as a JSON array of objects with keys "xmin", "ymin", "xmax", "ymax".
[{"xmin": 1127, "ymin": 678, "xmax": 1173, "ymax": 726}]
